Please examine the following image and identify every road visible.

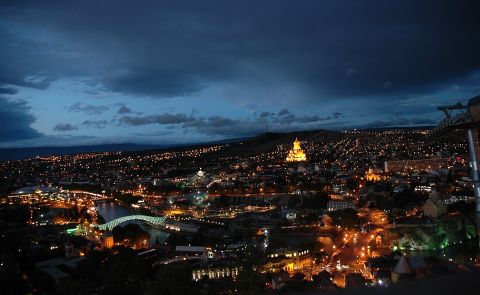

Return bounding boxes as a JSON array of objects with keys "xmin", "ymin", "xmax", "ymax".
[{"xmin": 327, "ymin": 208, "xmax": 390, "ymax": 287}]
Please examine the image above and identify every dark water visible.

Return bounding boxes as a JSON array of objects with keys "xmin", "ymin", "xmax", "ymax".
[
  {"xmin": 96, "ymin": 201, "xmax": 169, "ymax": 244},
  {"xmin": 96, "ymin": 201, "xmax": 131, "ymax": 221}
]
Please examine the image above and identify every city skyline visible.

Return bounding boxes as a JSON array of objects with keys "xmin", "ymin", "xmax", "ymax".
[
  {"xmin": 2, "ymin": 127, "xmax": 478, "ymax": 293},
  {"xmin": 1, "ymin": 1, "xmax": 480, "ymax": 148},
  {"xmin": 2, "ymin": 3, "xmax": 480, "ymax": 292}
]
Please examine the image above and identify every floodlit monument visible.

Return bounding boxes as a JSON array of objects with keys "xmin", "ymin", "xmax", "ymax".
[
  {"xmin": 286, "ymin": 138, "xmax": 307, "ymax": 162},
  {"xmin": 192, "ymin": 168, "xmax": 207, "ymax": 185},
  {"xmin": 365, "ymin": 168, "xmax": 382, "ymax": 182}
]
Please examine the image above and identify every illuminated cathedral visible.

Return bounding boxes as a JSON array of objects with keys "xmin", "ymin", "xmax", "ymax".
[
  {"xmin": 286, "ymin": 138, "xmax": 307, "ymax": 162},
  {"xmin": 365, "ymin": 168, "xmax": 382, "ymax": 182}
]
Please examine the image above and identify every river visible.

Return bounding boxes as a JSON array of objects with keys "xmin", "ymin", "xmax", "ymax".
[{"xmin": 96, "ymin": 201, "xmax": 169, "ymax": 245}]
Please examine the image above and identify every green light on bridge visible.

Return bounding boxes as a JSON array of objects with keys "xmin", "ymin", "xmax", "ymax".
[{"xmin": 66, "ymin": 227, "xmax": 79, "ymax": 234}]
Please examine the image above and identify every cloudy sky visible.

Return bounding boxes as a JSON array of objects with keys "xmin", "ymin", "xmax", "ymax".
[{"xmin": 1, "ymin": 1, "xmax": 479, "ymax": 147}]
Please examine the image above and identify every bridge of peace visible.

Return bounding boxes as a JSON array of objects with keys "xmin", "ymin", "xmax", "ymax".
[
  {"xmin": 94, "ymin": 214, "xmax": 168, "ymax": 231},
  {"xmin": 93, "ymin": 213, "xmax": 222, "ymax": 231}
]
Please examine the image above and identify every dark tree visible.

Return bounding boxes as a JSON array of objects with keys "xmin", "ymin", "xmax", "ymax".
[
  {"xmin": 142, "ymin": 264, "xmax": 198, "ymax": 295},
  {"xmin": 165, "ymin": 233, "xmax": 188, "ymax": 246},
  {"xmin": 235, "ymin": 269, "xmax": 267, "ymax": 295},
  {"xmin": 327, "ymin": 208, "xmax": 362, "ymax": 228}
]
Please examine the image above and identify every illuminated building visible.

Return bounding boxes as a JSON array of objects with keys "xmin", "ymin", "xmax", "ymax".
[
  {"xmin": 327, "ymin": 200, "xmax": 354, "ymax": 211},
  {"xmin": 422, "ymin": 190, "xmax": 447, "ymax": 218},
  {"xmin": 8, "ymin": 185, "xmax": 59, "ymax": 203},
  {"xmin": 191, "ymin": 168, "xmax": 207, "ymax": 185},
  {"xmin": 175, "ymin": 245, "xmax": 209, "ymax": 258},
  {"xmin": 414, "ymin": 185, "xmax": 432, "ymax": 193},
  {"xmin": 192, "ymin": 265, "xmax": 241, "ymax": 281},
  {"xmin": 103, "ymin": 231, "xmax": 114, "ymax": 248},
  {"xmin": 165, "ymin": 222, "xmax": 199, "ymax": 233},
  {"xmin": 365, "ymin": 168, "xmax": 382, "ymax": 181},
  {"xmin": 261, "ymin": 249, "xmax": 312, "ymax": 274},
  {"xmin": 285, "ymin": 138, "xmax": 307, "ymax": 162}
]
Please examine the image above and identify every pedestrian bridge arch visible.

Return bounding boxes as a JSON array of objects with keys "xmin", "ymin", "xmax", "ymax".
[{"xmin": 96, "ymin": 215, "xmax": 167, "ymax": 230}]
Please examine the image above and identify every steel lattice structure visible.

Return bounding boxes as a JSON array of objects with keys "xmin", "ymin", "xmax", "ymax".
[
  {"xmin": 96, "ymin": 215, "xmax": 167, "ymax": 231},
  {"xmin": 430, "ymin": 95, "xmax": 480, "ymax": 246}
]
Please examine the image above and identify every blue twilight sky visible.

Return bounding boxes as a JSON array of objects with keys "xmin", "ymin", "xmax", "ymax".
[{"xmin": 0, "ymin": 1, "xmax": 480, "ymax": 147}]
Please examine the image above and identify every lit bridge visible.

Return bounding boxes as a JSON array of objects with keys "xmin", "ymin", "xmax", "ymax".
[{"xmin": 95, "ymin": 215, "xmax": 167, "ymax": 231}]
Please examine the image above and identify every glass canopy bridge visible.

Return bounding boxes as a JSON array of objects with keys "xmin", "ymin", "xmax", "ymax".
[{"xmin": 95, "ymin": 215, "xmax": 167, "ymax": 231}]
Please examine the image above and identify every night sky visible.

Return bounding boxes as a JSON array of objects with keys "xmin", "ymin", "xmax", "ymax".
[{"xmin": 1, "ymin": 1, "xmax": 479, "ymax": 147}]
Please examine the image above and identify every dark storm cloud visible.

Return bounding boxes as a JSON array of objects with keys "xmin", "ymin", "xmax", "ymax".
[
  {"xmin": 0, "ymin": 28, "xmax": 83, "ymax": 90},
  {"xmin": 82, "ymin": 120, "xmax": 108, "ymax": 129},
  {"xmin": 118, "ymin": 113, "xmax": 195, "ymax": 126},
  {"xmin": 53, "ymin": 123, "xmax": 77, "ymax": 132},
  {"xmin": 270, "ymin": 112, "xmax": 340, "ymax": 125},
  {"xmin": 332, "ymin": 112, "xmax": 343, "ymax": 119},
  {"xmin": 67, "ymin": 102, "xmax": 109, "ymax": 115},
  {"xmin": 203, "ymin": 116, "xmax": 238, "ymax": 127},
  {"xmin": 188, "ymin": 112, "xmax": 342, "ymax": 137},
  {"xmin": 0, "ymin": 97, "xmax": 42, "ymax": 142},
  {"xmin": 259, "ymin": 112, "xmax": 275, "ymax": 119},
  {"xmin": 117, "ymin": 105, "xmax": 133, "ymax": 114},
  {"xmin": 0, "ymin": 1, "xmax": 479, "ymax": 99},
  {"xmin": 118, "ymin": 109, "xmax": 342, "ymax": 137},
  {"xmin": 0, "ymin": 86, "xmax": 17, "ymax": 94}
]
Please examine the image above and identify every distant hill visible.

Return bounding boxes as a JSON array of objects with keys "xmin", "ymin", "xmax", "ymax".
[
  {"xmin": 351, "ymin": 125, "xmax": 434, "ymax": 132},
  {"xmin": 183, "ymin": 130, "xmax": 341, "ymax": 161},
  {"xmin": 0, "ymin": 144, "xmax": 165, "ymax": 161},
  {"xmin": 0, "ymin": 137, "xmax": 248, "ymax": 161},
  {"xmin": 0, "ymin": 127, "xmax": 435, "ymax": 161}
]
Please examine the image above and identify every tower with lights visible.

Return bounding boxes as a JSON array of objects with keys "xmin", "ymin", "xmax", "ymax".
[{"xmin": 431, "ymin": 95, "xmax": 480, "ymax": 246}]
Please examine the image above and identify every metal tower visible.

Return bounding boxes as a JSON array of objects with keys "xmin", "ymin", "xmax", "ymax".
[{"xmin": 430, "ymin": 95, "xmax": 480, "ymax": 246}]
